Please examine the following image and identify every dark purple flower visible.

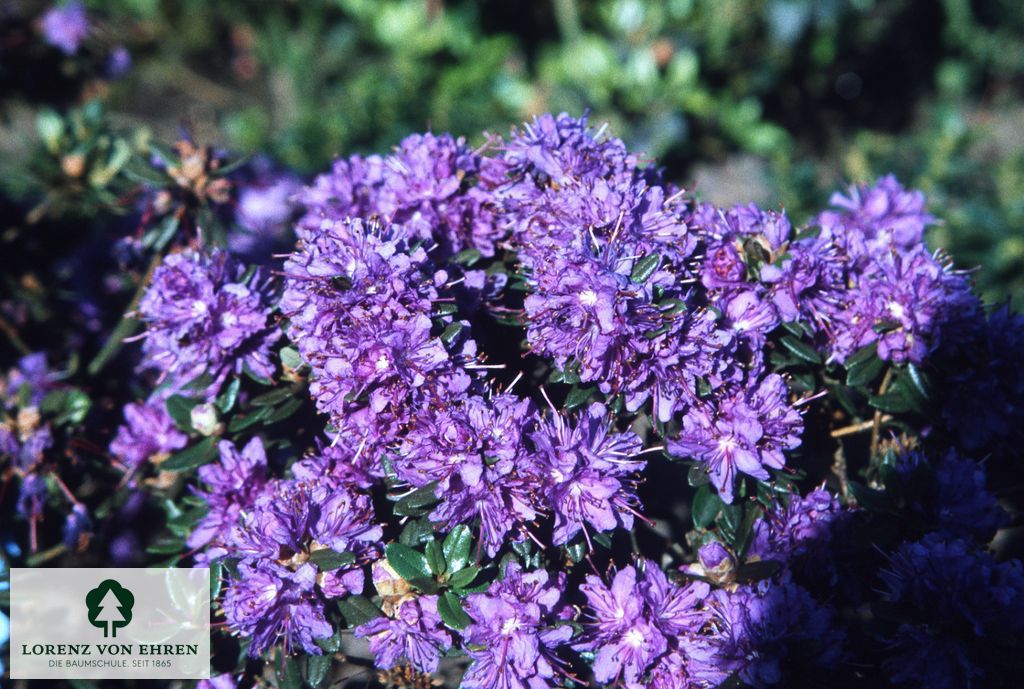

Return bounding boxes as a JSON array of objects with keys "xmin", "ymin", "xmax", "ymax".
[
  {"xmin": 936, "ymin": 305, "xmax": 1024, "ymax": 457},
  {"xmin": 229, "ymin": 479, "xmax": 381, "ymax": 597},
  {"xmin": 893, "ymin": 450, "xmax": 1004, "ymax": 543},
  {"xmin": 576, "ymin": 565, "xmax": 666, "ymax": 684},
  {"xmin": 395, "ymin": 394, "xmax": 538, "ymax": 556},
  {"xmin": 879, "ymin": 535, "xmax": 1024, "ymax": 689},
  {"xmin": 354, "ymin": 594, "xmax": 452, "ymax": 673},
  {"xmin": 461, "ymin": 563, "xmax": 571, "ymax": 689},
  {"xmin": 61, "ymin": 503, "xmax": 92, "ymax": 551},
  {"xmin": 706, "ymin": 578, "xmax": 845, "ymax": 688}
]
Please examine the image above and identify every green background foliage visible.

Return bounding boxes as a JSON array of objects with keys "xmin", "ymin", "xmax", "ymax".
[{"xmin": 4, "ymin": 0, "xmax": 1023, "ymax": 301}]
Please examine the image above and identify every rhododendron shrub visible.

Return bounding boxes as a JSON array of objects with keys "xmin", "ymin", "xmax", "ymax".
[{"xmin": 3, "ymin": 113, "xmax": 1023, "ymax": 689}]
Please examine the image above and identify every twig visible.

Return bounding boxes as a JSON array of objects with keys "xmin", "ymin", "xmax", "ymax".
[
  {"xmin": 830, "ymin": 417, "xmax": 891, "ymax": 438},
  {"xmin": 86, "ymin": 250, "xmax": 163, "ymax": 376},
  {"xmin": 870, "ymin": 368, "xmax": 895, "ymax": 458},
  {"xmin": 0, "ymin": 313, "xmax": 32, "ymax": 356}
]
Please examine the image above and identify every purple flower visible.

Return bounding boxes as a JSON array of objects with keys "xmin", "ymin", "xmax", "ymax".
[
  {"xmin": 669, "ymin": 373, "xmax": 803, "ymax": 502},
  {"xmin": 820, "ymin": 175, "xmax": 934, "ymax": 251},
  {"xmin": 706, "ymin": 578, "xmax": 845, "ymax": 688},
  {"xmin": 529, "ymin": 411, "xmax": 645, "ymax": 546},
  {"xmin": 893, "ymin": 450, "xmax": 1004, "ymax": 543},
  {"xmin": 41, "ymin": 1, "xmax": 89, "ymax": 55},
  {"xmin": 228, "ymin": 479, "xmax": 381, "ymax": 597},
  {"xmin": 395, "ymin": 394, "xmax": 538, "ymax": 556},
  {"xmin": 747, "ymin": 488, "xmax": 848, "ymax": 566},
  {"xmin": 354, "ymin": 595, "xmax": 452, "ymax": 673},
  {"xmin": 139, "ymin": 249, "xmax": 279, "ymax": 393},
  {"xmin": 16, "ymin": 474, "xmax": 47, "ymax": 520},
  {"xmin": 4, "ymin": 353, "xmax": 60, "ymax": 407},
  {"xmin": 461, "ymin": 563, "xmax": 571, "ymax": 689},
  {"xmin": 187, "ymin": 437, "xmax": 269, "ymax": 549},
  {"xmin": 576, "ymin": 566, "xmax": 673, "ymax": 683},
  {"xmin": 291, "ymin": 436, "xmax": 378, "ymax": 490},
  {"xmin": 222, "ymin": 561, "xmax": 333, "ymax": 656},
  {"xmin": 62, "ymin": 503, "xmax": 92, "ymax": 551},
  {"xmin": 282, "ymin": 217, "xmax": 469, "ymax": 432},
  {"xmin": 879, "ymin": 535, "xmax": 1024, "ymax": 689},
  {"xmin": 936, "ymin": 305, "xmax": 1024, "ymax": 457},
  {"xmin": 109, "ymin": 399, "xmax": 187, "ymax": 468}
]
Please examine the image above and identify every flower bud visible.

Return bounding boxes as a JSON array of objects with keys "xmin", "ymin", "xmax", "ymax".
[
  {"xmin": 699, "ymin": 541, "xmax": 736, "ymax": 585},
  {"xmin": 190, "ymin": 403, "xmax": 222, "ymax": 436}
]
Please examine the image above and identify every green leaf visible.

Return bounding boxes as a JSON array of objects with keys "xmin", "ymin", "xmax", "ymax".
[
  {"xmin": 337, "ymin": 595, "xmax": 383, "ymax": 627},
  {"xmin": 250, "ymin": 387, "xmax": 295, "ymax": 407},
  {"xmin": 280, "ymin": 346, "xmax": 304, "ymax": 371},
  {"xmin": 437, "ymin": 591, "xmax": 472, "ymax": 630},
  {"xmin": 905, "ymin": 364, "xmax": 931, "ymax": 401},
  {"xmin": 210, "ymin": 560, "xmax": 223, "ymax": 601},
  {"xmin": 735, "ymin": 560, "xmax": 781, "ymax": 582},
  {"xmin": 316, "ymin": 629, "xmax": 343, "ymax": 654},
  {"xmin": 261, "ymin": 397, "xmax": 304, "ymax": 425},
  {"xmin": 305, "ymin": 654, "xmax": 332, "ymax": 687},
  {"xmin": 692, "ymin": 485, "xmax": 722, "ymax": 529},
  {"xmin": 278, "ymin": 654, "xmax": 302, "ymax": 689},
  {"xmin": 386, "ymin": 543, "xmax": 433, "ymax": 583},
  {"xmin": 848, "ymin": 481, "xmax": 894, "ymax": 514},
  {"xmin": 442, "ymin": 525, "xmax": 472, "ymax": 573},
  {"xmin": 630, "ymin": 253, "xmax": 661, "ymax": 283},
  {"xmin": 440, "ymin": 322, "xmax": 464, "ymax": 345},
  {"xmin": 564, "ymin": 538, "xmax": 586, "ymax": 564},
  {"xmin": 227, "ymin": 407, "xmax": 270, "ymax": 432},
  {"xmin": 453, "ymin": 248, "xmax": 482, "ymax": 266},
  {"xmin": 447, "ymin": 565, "xmax": 479, "ymax": 590},
  {"xmin": 425, "ymin": 540, "xmax": 446, "ymax": 576},
  {"xmin": 145, "ymin": 536, "xmax": 185, "ymax": 555},
  {"xmin": 564, "ymin": 385, "xmax": 594, "ymax": 410},
  {"xmin": 216, "ymin": 377, "xmax": 241, "ymax": 413},
  {"xmin": 846, "ymin": 355, "xmax": 886, "ymax": 388},
  {"xmin": 166, "ymin": 394, "xmax": 198, "ymax": 431},
  {"xmin": 393, "ymin": 483, "xmax": 440, "ymax": 517},
  {"xmin": 434, "ymin": 303, "xmax": 458, "ymax": 316},
  {"xmin": 308, "ymin": 549, "xmax": 356, "ymax": 571},
  {"xmin": 688, "ymin": 464, "xmax": 711, "ymax": 487},
  {"xmin": 161, "ymin": 437, "xmax": 218, "ymax": 472},
  {"xmin": 868, "ymin": 391, "xmax": 913, "ymax": 414},
  {"xmin": 779, "ymin": 335, "xmax": 822, "ymax": 365}
]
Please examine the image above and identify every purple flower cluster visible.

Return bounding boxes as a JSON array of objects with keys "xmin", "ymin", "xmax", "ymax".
[
  {"xmin": 781, "ymin": 177, "xmax": 979, "ymax": 365},
  {"xmin": 108, "ymin": 400, "xmax": 187, "ymax": 469},
  {"xmin": 219, "ymin": 475, "xmax": 381, "ymax": 655},
  {"xmin": 138, "ymin": 248, "xmax": 279, "ymax": 394},
  {"xmin": 893, "ymin": 450, "xmax": 1005, "ymax": 544},
  {"xmin": 354, "ymin": 583, "xmax": 452, "ymax": 674},
  {"xmin": 936, "ymin": 304, "xmax": 1024, "ymax": 458},
  {"xmin": 298, "ymin": 133, "xmax": 500, "ymax": 257},
  {"xmin": 461, "ymin": 563, "xmax": 572, "ymax": 689},
  {"xmin": 705, "ymin": 577, "xmax": 845, "ymax": 688},
  {"xmin": 395, "ymin": 395, "xmax": 646, "ymax": 554},
  {"xmin": 282, "ymin": 217, "xmax": 473, "ymax": 464},
  {"xmin": 879, "ymin": 534, "xmax": 1024, "ymax": 689}
]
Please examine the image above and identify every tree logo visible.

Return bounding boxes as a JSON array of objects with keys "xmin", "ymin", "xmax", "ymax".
[{"xmin": 85, "ymin": 579, "xmax": 135, "ymax": 638}]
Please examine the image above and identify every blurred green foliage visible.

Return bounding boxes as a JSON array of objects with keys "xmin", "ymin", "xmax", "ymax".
[{"xmin": 4, "ymin": 0, "xmax": 1023, "ymax": 301}]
